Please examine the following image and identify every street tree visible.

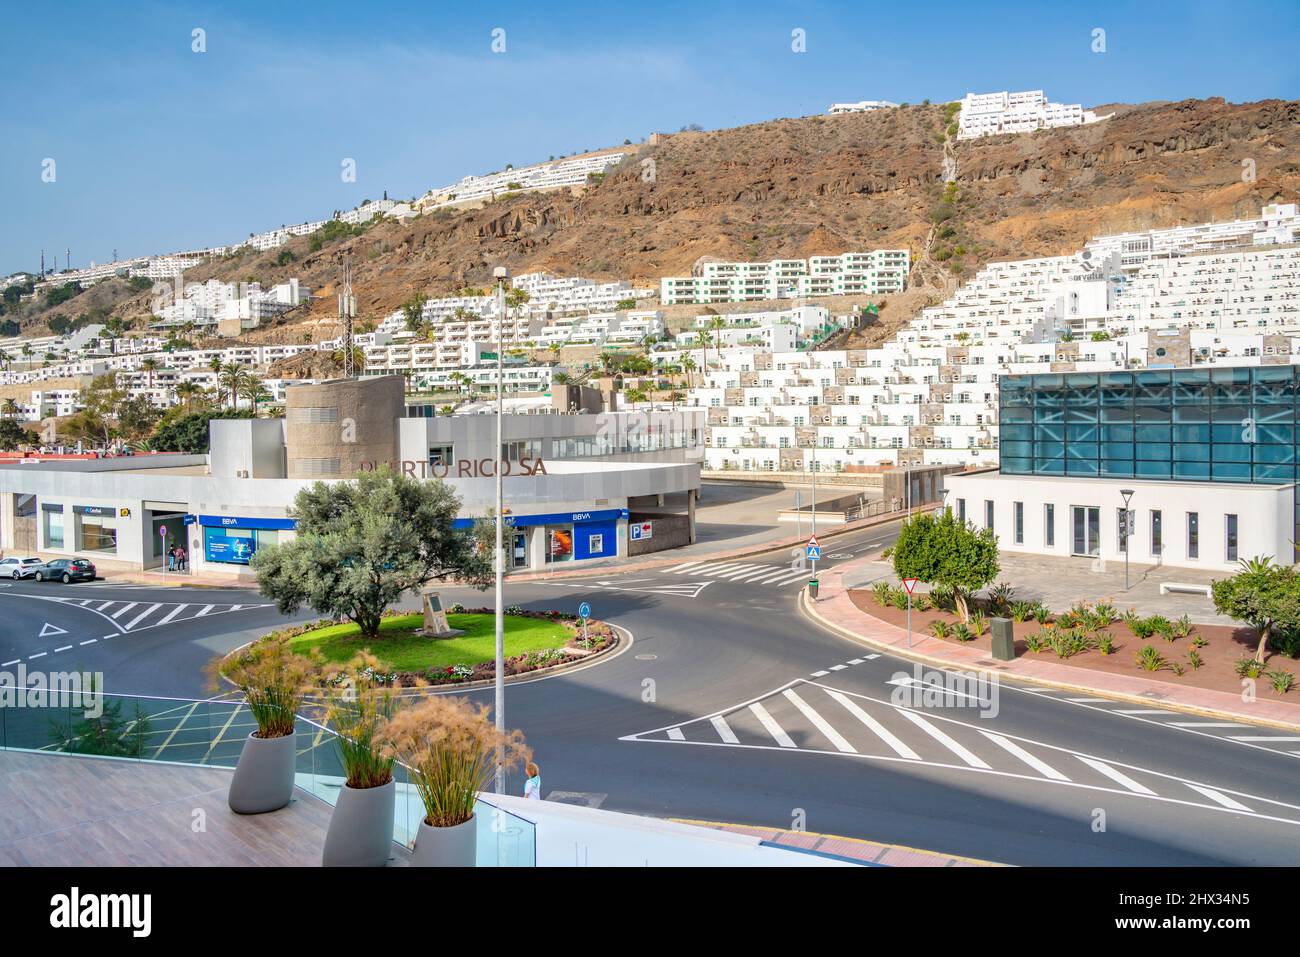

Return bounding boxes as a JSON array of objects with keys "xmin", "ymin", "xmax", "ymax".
[
  {"xmin": 890, "ymin": 508, "xmax": 999, "ymax": 621},
  {"xmin": 253, "ymin": 469, "xmax": 492, "ymax": 641},
  {"xmin": 1212, "ymin": 557, "xmax": 1300, "ymax": 665}
]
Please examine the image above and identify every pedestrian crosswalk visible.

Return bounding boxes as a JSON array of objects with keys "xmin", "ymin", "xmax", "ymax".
[
  {"xmin": 1015, "ymin": 686, "xmax": 1300, "ymax": 759},
  {"xmin": 42, "ymin": 596, "xmax": 273, "ymax": 634},
  {"xmin": 623, "ymin": 680, "xmax": 1300, "ymax": 824},
  {"xmin": 664, "ymin": 560, "xmax": 815, "ymax": 588}
]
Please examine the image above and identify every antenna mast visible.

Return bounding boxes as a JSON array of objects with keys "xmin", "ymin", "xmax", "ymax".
[{"xmin": 338, "ymin": 257, "xmax": 357, "ymax": 378}]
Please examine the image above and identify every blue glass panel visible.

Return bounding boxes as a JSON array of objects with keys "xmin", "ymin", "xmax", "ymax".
[
  {"xmin": 1212, "ymin": 442, "xmax": 1252, "ymax": 463},
  {"xmin": 1255, "ymin": 463, "xmax": 1296, "ymax": 482},
  {"xmin": 1036, "ymin": 458, "xmax": 1065, "ymax": 475},
  {"xmin": 1066, "ymin": 459, "xmax": 1100, "ymax": 476},
  {"xmin": 1134, "ymin": 424, "xmax": 1172, "ymax": 442},
  {"xmin": 1037, "ymin": 440, "xmax": 1065, "ymax": 458},
  {"xmin": 1135, "ymin": 460, "xmax": 1173, "ymax": 479},
  {"xmin": 1001, "ymin": 407, "xmax": 1033, "ymax": 424},
  {"xmin": 1253, "ymin": 404, "xmax": 1292, "ymax": 424},
  {"xmin": 1066, "ymin": 424, "xmax": 1099, "ymax": 442},
  {"xmin": 1211, "ymin": 462, "xmax": 1251, "ymax": 481},
  {"xmin": 1101, "ymin": 406, "xmax": 1135, "ymax": 423},
  {"xmin": 1173, "ymin": 405, "xmax": 1211, "ymax": 423},
  {"xmin": 1173, "ymin": 443, "xmax": 1210, "ymax": 462},
  {"xmin": 1173, "ymin": 461, "xmax": 1211, "ymax": 480},
  {"xmin": 1133, "ymin": 405, "xmax": 1172, "ymax": 423},
  {"xmin": 1255, "ymin": 444, "xmax": 1296, "ymax": 464},
  {"xmin": 1038, "ymin": 423, "xmax": 1066, "ymax": 442},
  {"xmin": 1211, "ymin": 423, "xmax": 1248, "ymax": 443},
  {"xmin": 1001, "ymin": 441, "xmax": 1033, "ymax": 457},
  {"xmin": 1065, "ymin": 406, "xmax": 1099, "ymax": 423},
  {"xmin": 1173, "ymin": 423, "xmax": 1210, "ymax": 443},
  {"xmin": 1000, "ymin": 457, "xmax": 1032, "ymax": 474},
  {"xmin": 1100, "ymin": 460, "xmax": 1135, "ymax": 477},
  {"xmin": 1065, "ymin": 442, "xmax": 1098, "ymax": 461},
  {"xmin": 1135, "ymin": 442, "xmax": 1172, "ymax": 461},
  {"xmin": 1000, "ymin": 423, "xmax": 1034, "ymax": 441},
  {"xmin": 1103, "ymin": 424, "xmax": 1135, "ymax": 442},
  {"xmin": 1101, "ymin": 440, "xmax": 1135, "ymax": 458},
  {"xmin": 1034, "ymin": 407, "xmax": 1065, "ymax": 423}
]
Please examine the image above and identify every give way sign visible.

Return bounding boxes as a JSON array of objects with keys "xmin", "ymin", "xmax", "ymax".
[{"xmin": 901, "ymin": 578, "xmax": 920, "ymax": 595}]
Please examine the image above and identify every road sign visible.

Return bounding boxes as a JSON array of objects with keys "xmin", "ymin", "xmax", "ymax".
[
  {"xmin": 807, "ymin": 534, "xmax": 820, "ymax": 549},
  {"xmin": 578, "ymin": 602, "xmax": 591, "ymax": 619},
  {"xmin": 630, "ymin": 521, "xmax": 653, "ymax": 542},
  {"xmin": 160, "ymin": 526, "xmax": 168, "ymax": 537},
  {"xmin": 806, "ymin": 544, "xmax": 821, "ymax": 560},
  {"xmin": 902, "ymin": 578, "xmax": 920, "ymax": 595}
]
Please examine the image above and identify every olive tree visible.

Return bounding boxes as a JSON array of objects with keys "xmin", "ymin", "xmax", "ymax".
[
  {"xmin": 890, "ymin": 508, "xmax": 999, "ymax": 621},
  {"xmin": 253, "ymin": 468, "xmax": 493, "ymax": 641},
  {"xmin": 1212, "ymin": 556, "xmax": 1300, "ymax": 665}
]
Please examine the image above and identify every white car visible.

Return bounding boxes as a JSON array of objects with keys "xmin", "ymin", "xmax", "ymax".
[{"xmin": 0, "ymin": 557, "xmax": 43, "ymax": 580}]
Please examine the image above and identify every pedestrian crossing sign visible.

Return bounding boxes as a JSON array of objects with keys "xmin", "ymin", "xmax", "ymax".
[{"xmin": 806, "ymin": 534, "xmax": 821, "ymax": 560}]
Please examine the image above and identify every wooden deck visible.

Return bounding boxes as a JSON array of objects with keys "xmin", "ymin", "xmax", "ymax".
[{"xmin": 0, "ymin": 750, "xmax": 407, "ymax": 866}]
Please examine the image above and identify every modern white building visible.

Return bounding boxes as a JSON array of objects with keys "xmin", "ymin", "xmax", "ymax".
[
  {"xmin": 417, "ymin": 149, "xmax": 634, "ymax": 211},
  {"xmin": 956, "ymin": 89, "xmax": 1105, "ymax": 140},
  {"xmin": 0, "ymin": 378, "xmax": 704, "ymax": 578}
]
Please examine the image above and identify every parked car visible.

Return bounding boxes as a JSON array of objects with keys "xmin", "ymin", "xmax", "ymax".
[
  {"xmin": 31, "ymin": 558, "xmax": 97, "ymax": 583},
  {"xmin": 0, "ymin": 557, "xmax": 42, "ymax": 580}
]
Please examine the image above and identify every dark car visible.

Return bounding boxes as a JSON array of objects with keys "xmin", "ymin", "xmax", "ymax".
[{"xmin": 31, "ymin": 558, "xmax": 97, "ymax": 583}]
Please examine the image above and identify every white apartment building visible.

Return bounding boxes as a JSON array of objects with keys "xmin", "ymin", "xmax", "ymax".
[
  {"xmin": 151, "ymin": 278, "xmax": 310, "ymax": 331},
  {"xmin": 681, "ymin": 204, "xmax": 1300, "ymax": 474},
  {"xmin": 956, "ymin": 89, "xmax": 1104, "ymax": 140},
  {"xmin": 660, "ymin": 251, "xmax": 909, "ymax": 305},
  {"xmin": 827, "ymin": 100, "xmax": 899, "ymax": 115},
  {"xmin": 417, "ymin": 149, "xmax": 633, "ymax": 210}
]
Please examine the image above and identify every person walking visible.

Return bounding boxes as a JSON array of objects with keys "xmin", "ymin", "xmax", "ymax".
[
  {"xmin": 523, "ymin": 761, "xmax": 541, "ymax": 801},
  {"xmin": 178, "ymin": 545, "xmax": 188, "ymax": 571},
  {"xmin": 167, "ymin": 545, "xmax": 176, "ymax": 572}
]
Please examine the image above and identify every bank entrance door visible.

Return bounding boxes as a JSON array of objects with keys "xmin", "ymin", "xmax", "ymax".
[{"xmin": 1071, "ymin": 506, "xmax": 1101, "ymax": 557}]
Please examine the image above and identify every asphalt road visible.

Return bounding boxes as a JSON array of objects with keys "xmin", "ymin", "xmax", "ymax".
[{"xmin": 7, "ymin": 520, "xmax": 1300, "ymax": 865}]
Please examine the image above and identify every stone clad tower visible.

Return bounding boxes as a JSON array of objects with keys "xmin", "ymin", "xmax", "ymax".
[{"xmin": 283, "ymin": 376, "xmax": 404, "ymax": 479}]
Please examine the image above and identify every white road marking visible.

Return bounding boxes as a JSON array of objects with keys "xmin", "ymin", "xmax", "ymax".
[
  {"xmin": 824, "ymin": 689, "xmax": 919, "ymax": 759},
  {"xmin": 1114, "ymin": 709, "xmax": 1174, "ymax": 715},
  {"xmin": 782, "ymin": 689, "xmax": 856, "ymax": 753},
  {"xmin": 829, "ymin": 664, "xmax": 847, "ymax": 671},
  {"xmin": 710, "ymin": 715, "xmax": 739, "ymax": 744},
  {"xmin": 79, "ymin": 639, "xmax": 97, "ymax": 646},
  {"xmin": 122, "ymin": 603, "xmax": 164, "ymax": 631},
  {"xmin": 1185, "ymin": 784, "xmax": 1253, "ymax": 812},
  {"xmin": 981, "ymin": 731, "xmax": 1070, "ymax": 781},
  {"xmin": 895, "ymin": 709, "xmax": 991, "ymax": 768},
  {"xmin": 53, "ymin": 645, "xmax": 71, "ymax": 652},
  {"xmin": 1067, "ymin": 697, "xmax": 1114, "ymax": 703},
  {"xmin": 2, "ymin": 659, "xmax": 18, "ymax": 667},
  {"xmin": 194, "ymin": 603, "xmax": 215, "ymax": 617},
  {"xmin": 1167, "ymin": 721, "xmax": 1249, "ymax": 728},
  {"xmin": 110, "ymin": 602, "xmax": 139, "ymax": 619},
  {"xmin": 727, "ymin": 566, "xmax": 785, "ymax": 582},
  {"xmin": 749, "ymin": 702, "xmax": 796, "ymax": 748},
  {"xmin": 810, "ymin": 670, "xmax": 829, "ymax": 677},
  {"xmin": 1075, "ymin": 757, "xmax": 1156, "ymax": 794},
  {"xmin": 95, "ymin": 601, "xmax": 117, "ymax": 611},
  {"xmin": 28, "ymin": 652, "xmax": 45, "ymax": 660},
  {"xmin": 667, "ymin": 561, "xmax": 706, "ymax": 574},
  {"xmin": 1229, "ymin": 736, "xmax": 1300, "ymax": 742},
  {"xmin": 666, "ymin": 727, "xmax": 685, "ymax": 741},
  {"xmin": 847, "ymin": 658, "xmax": 864, "ymax": 665}
]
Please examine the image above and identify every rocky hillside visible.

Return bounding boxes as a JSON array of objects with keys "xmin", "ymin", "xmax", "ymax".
[{"xmin": 39, "ymin": 96, "xmax": 1300, "ymax": 339}]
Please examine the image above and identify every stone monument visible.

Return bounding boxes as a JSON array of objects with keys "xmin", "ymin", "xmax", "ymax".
[{"xmin": 417, "ymin": 588, "xmax": 464, "ymax": 638}]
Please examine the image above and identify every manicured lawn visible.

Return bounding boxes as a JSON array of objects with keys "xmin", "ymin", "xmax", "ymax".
[{"xmin": 289, "ymin": 613, "xmax": 571, "ymax": 672}]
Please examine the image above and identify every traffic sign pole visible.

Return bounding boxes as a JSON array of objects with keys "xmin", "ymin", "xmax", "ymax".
[{"xmin": 901, "ymin": 578, "xmax": 920, "ymax": 648}]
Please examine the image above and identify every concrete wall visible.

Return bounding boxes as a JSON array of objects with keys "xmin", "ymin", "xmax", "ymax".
[
  {"xmin": 943, "ymin": 471, "xmax": 1294, "ymax": 573},
  {"xmin": 627, "ymin": 512, "xmax": 691, "ymax": 556},
  {"xmin": 211, "ymin": 419, "xmax": 286, "ymax": 479}
]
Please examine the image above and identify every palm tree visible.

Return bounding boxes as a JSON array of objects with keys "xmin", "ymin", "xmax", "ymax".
[
  {"xmin": 1, "ymin": 397, "xmax": 18, "ymax": 420},
  {"xmin": 552, "ymin": 371, "xmax": 571, "ymax": 386},
  {"xmin": 707, "ymin": 316, "xmax": 727, "ymax": 363},
  {"xmin": 217, "ymin": 363, "xmax": 248, "ymax": 409},
  {"xmin": 174, "ymin": 381, "xmax": 203, "ymax": 410},
  {"xmin": 238, "ymin": 375, "xmax": 270, "ymax": 413},
  {"xmin": 140, "ymin": 357, "xmax": 159, "ymax": 390},
  {"xmin": 682, "ymin": 355, "xmax": 697, "ymax": 389},
  {"xmin": 208, "ymin": 355, "xmax": 223, "ymax": 375}
]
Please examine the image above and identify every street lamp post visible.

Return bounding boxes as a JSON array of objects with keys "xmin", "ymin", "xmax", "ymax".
[
  {"xmin": 493, "ymin": 266, "xmax": 509, "ymax": 794},
  {"xmin": 1120, "ymin": 488, "xmax": 1135, "ymax": 591}
]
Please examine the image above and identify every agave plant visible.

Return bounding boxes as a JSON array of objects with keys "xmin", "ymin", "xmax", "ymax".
[
  {"xmin": 1024, "ymin": 631, "xmax": 1049, "ymax": 653},
  {"xmin": 1187, "ymin": 650, "xmax": 1203, "ymax": 671},
  {"xmin": 1032, "ymin": 604, "xmax": 1052, "ymax": 625},
  {"xmin": 1235, "ymin": 657, "xmax": 1265, "ymax": 679},
  {"xmin": 1095, "ymin": 633, "xmax": 1116, "ymax": 656},
  {"xmin": 929, "ymin": 619, "xmax": 951, "ymax": 639},
  {"xmin": 952, "ymin": 623, "xmax": 974, "ymax": 643},
  {"xmin": 987, "ymin": 582, "xmax": 1015, "ymax": 612},
  {"xmin": 1266, "ymin": 669, "xmax": 1295, "ymax": 693},
  {"xmin": 1136, "ymin": 645, "xmax": 1167, "ymax": 672},
  {"xmin": 1009, "ymin": 600, "xmax": 1034, "ymax": 623},
  {"xmin": 968, "ymin": 611, "xmax": 987, "ymax": 636},
  {"xmin": 871, "ymin": 580, "xmax": 893, "ymax": 606}
]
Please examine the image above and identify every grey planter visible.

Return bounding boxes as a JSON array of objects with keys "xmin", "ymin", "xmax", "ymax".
[
  {"xmin": 322, "ymin": 779, "xmax": 396, "ymax": 867},
  {"xmin": 228, "ymin": 731, "xmax": 296, "ymax": 814},
  {"xmin": 410, "ymin": 814, "xmax": 477, "ymax": 867}
]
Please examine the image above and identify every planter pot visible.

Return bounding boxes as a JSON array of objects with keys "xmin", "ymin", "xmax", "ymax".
[
  {"xmin": 322, "ymin": 779, "xmax": 396, "ymax": 867},
  {"xmin": 410, "ymin": 814, "xmax": 476, "ymax": 867},
  {"xmin": 228, "ymin": 731, "xmax": 296, "ymax": 814}
]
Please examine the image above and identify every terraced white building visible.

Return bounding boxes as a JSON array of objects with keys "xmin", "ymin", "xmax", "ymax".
[{"xmin": 660, "ymin": 251, "xmax": 909, "ymax": 305}]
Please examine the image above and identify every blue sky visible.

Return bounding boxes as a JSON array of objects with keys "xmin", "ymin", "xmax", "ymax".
[{"xmin": 2, "ymin": 0, "xmax": 1297, "ymax": 276}]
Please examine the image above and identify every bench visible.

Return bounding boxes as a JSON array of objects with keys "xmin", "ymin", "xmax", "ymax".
[{"xmin": 1159, "ymin": 582, "xmax": 1212, "ymax": 597}]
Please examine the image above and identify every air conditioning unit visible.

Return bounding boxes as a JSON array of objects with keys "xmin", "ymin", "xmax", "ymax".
[{"xmin": 236, "ymin": 469, "xmax": 250, "ymax": 479}]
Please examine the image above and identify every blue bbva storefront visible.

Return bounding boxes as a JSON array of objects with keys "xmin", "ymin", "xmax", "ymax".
[
  {"xmin": 197, "ymin": 508, "xmax": 627, "ymax": 568},
  {"xmin": 197, "ymin": 515, "xmax": 296, "ymax": 566}
]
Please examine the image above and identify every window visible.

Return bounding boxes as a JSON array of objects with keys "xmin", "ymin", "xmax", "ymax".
[
  {"xmin": 1151, "ymin": 510, "xmax": 1162, "ymax": 555},
  {"xmin": 428, "ymin": 444, "xmax": 454, "ymax": 467},
  {"xmin": 1187, "ymin": 511, "xmax": 1200, "ymax": 560},
  {"xmin": 984, "ymin": 500, "xmax": 994, "ymax": 530},
  {"xmin": 501, "ymin": 439, "xmax": 540, "ymax": 461},
  {"xmin": 1044, "ymin": 503, "xmax": 1055, "ymax": 547},
  {"xmin": 1013, "ymin": 501, "xmax": 1024, "ymax": 544},
  {"xmin": 1226, "ymin": 513, "xmax": 1238, "ymax": 562},
  {"xmin": 1117, "ymin": 508, "xmax": 1134, "ymax": 553},
  {"xmin": 42, "ymin": 505, "xmax": 64, "ymax": 549},
  {"xmin": 957, "ymin": 498, "xmax": 966, "ymax": 523}
]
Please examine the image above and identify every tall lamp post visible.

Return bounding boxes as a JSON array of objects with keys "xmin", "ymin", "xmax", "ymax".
[
  {"xmin": 493, "ymin": 266, "xmax": 509, "ymax": 794},
  {"xmin": 1120, "ymin": 488, "xmax": 1135, "ymax": 591}
]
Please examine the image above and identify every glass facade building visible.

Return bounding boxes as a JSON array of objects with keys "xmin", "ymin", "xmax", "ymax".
[{"xmin": 999, "ymin": 365, "xmax": 1300, "ymax": 541}]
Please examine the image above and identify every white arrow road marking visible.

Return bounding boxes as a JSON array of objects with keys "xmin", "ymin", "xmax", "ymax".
[{"xmin": 38, "ymin": 623, "xmax": 68, "ymax": 638}]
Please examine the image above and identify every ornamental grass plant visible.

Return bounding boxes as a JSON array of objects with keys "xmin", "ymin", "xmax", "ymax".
[
  {"xmin": 214, "ymin": 635, "xmax": 320, "ymax": 739},
  {"xmin": 377, "ymin": 696, "xmax": 530, "ymax": 828},
  {"xmin": 321, "ymin": 652, "xmax": 406, "ymax": 789}
]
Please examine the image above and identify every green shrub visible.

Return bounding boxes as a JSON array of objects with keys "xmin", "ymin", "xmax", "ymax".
[
  {"xmin": 1096, "ymin": 634, "xmax": 1116, "ymax": 656},
  {"xmin": 1009, "ymin": 601, "xmax": 1034, "ymax": 622},
  {"xmin": 1235, "ymin": 657, "xmax": 1265, "ymax": 679},
  {"xmin": 1032, "ymin": 604, "xmax": 1052, "ymax": 625},
  {"xmin": 968, "ymin": 611, "xmax": 987, "ymax": 636},
  {"xmin": 1048, "ymin": 628, "xmax": 1091, "ymax": 659},
  {"xmin": 871, "ymin": 580, "xmax": 893, "ymax": 605},
  {"xmin": 1187, "ymin": 650, "xmax": 1203, "ymax": 670},
  {"xmin": 930, "ymin": 620, "xmax": 951, "ymax": 639},
  {"xmin": 1024, "ymin": 631, "xmax": 1049, "ymax": 653},
  {"xmin": 1170, "ymin": 662, "xmax": 1186, "ymax": 676},
  {"xmin": 952, "ymin": 623, "xmax": 974, "ymax": 643},
  {"xmin": 1136, "ymin": 645, "xmax": 1167, "ymax": 672},
  {"xmin": 1266, "ymin": 669, "xmax": 1295, "ymax": 693},
  {"xmin": 1190, "ymin": 635, "xmax": 1209, "ymax": 650}
]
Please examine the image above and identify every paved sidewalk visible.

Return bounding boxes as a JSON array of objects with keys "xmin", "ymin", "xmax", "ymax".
[
  {"xmin": 675, "ymin": 820, "xmax": 1001, "ymax": 867},
  {"xmin": 805, "ymin": 555, "xmax": 1300, "ymax": 732}
]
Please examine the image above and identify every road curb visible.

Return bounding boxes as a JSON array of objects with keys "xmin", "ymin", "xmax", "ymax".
[{"xmin": 798, "ymin": 586, "xmax": 1300, "ymax": 734}]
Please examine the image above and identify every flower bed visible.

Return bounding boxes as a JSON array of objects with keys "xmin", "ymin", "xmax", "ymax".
[{"xmin": 851, "ymin": 585, "xmax": 1299, "ymax": 701}]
